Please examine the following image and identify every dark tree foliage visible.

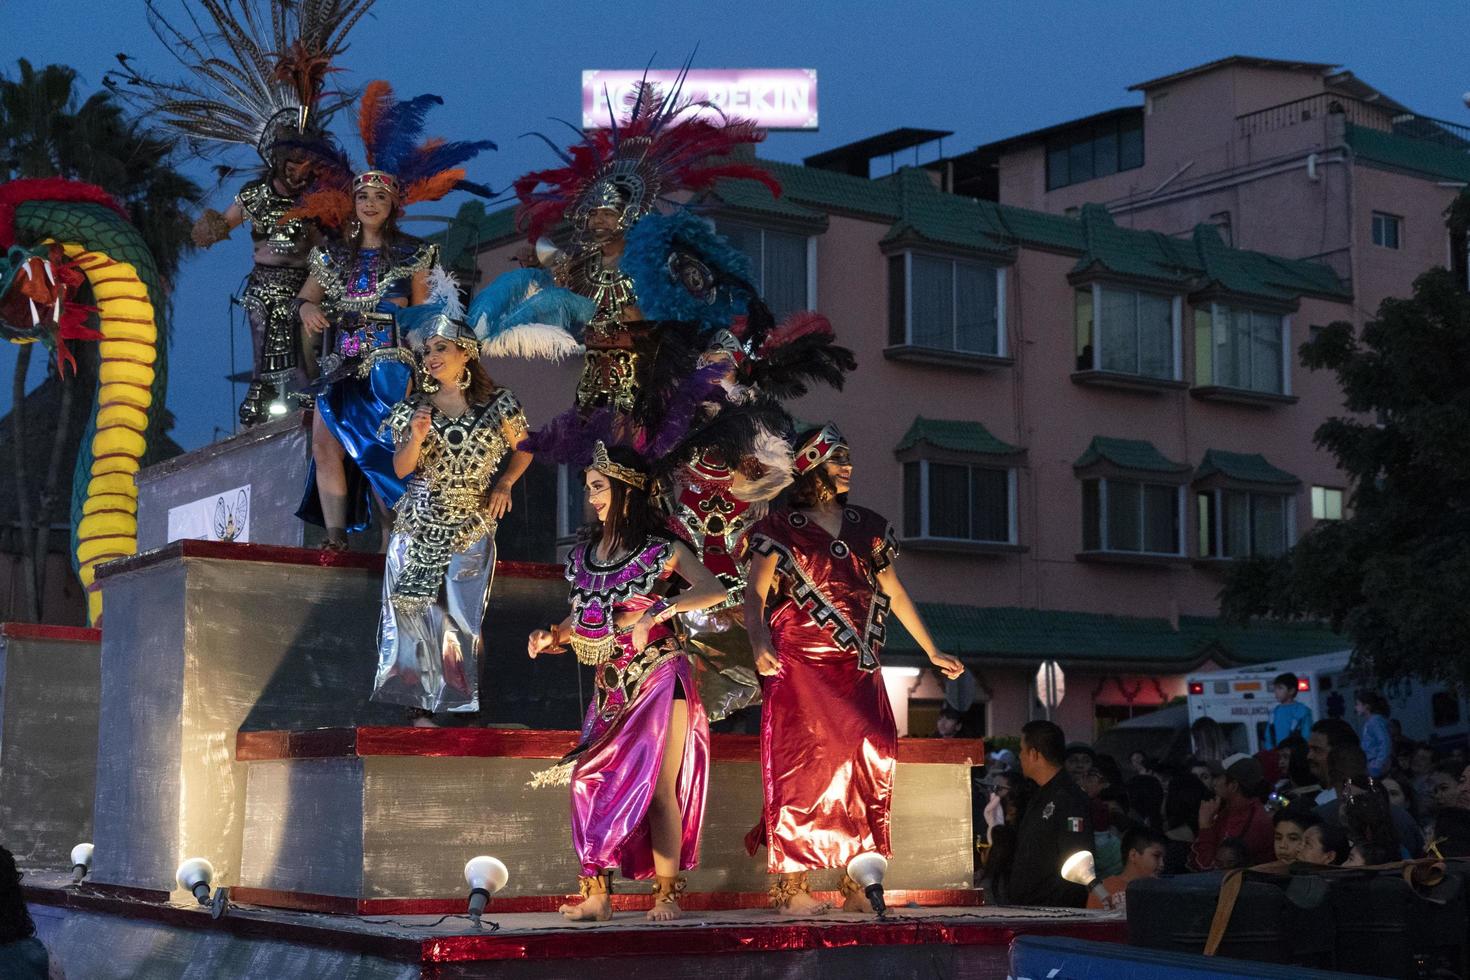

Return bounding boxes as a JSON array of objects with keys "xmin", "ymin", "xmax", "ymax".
[{"xmin": 1219, "ymin": 267, "xmax": 1470, "ymax": 690}]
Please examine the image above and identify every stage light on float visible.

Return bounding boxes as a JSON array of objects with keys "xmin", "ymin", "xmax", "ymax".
[
  {"xmin": 176, "ymin": 857, "xmax": 215, "ymax": 905},
  {"xmin": 69, "ymin": 843, "xmax": 93, "ymax": 883},
  {"xmin": 846, "ymin": 852, "xmax": 888, "ymax": 916},
  {"xmin": 267, "ymin": 392, "xmax": 290, "ymax": 417},
  {"xmin": 464, "ymin": 856, "xmax": 509, "ymax": 927},
  {"xmin": 175, "ymin": 857, "xmax": 231, "ymax": 919},
  {"xmin": 1060, "ymin": 850, "xmax": 1112, "ymax": 907}
]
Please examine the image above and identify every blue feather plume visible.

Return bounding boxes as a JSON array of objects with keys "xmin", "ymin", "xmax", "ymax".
[{"xmin": 372, "ymin": 93, "xmax": 443, "ymax": 174}]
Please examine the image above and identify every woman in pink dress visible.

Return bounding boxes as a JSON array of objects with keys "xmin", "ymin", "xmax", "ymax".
[
  {"xmin": 744, "ymin": 423, "xmax": 965, "ymax": 915},
  {"xmin": 528, "ymin": 442, "xmax": 727, "ymax": 923}
]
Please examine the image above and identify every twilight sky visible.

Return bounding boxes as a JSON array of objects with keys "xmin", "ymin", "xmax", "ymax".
[{"xmin": 3, "ymin": 0, "xmax": 1468, "ymax": 450}]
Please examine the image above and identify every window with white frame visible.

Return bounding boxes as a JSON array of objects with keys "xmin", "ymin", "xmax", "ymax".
[
  {"xmin": 1197, "ymin": 489, "xmax": 1294, "ymax": 558},
  {"xmin": 1311, "ymin": 486, "xmax": 1344, "ymax": 521},
  {"xmin": 1194, "ymin": 303, "xmax": 1290, "ymax": 395},
  {"xmin": 1081, "ymin": 478, "xmax": 1184, "ymax": 555},
  {"xmin": 902, "ymin": 460, "xmax": 1016, "ymax": 544},
  {"xmin": 717, "ymin": 221, "xmax": 813, "ymax": 320},
  {"xmin": 888, "ymin": 252, "xmax": 1005, "ymax": 356},
  {"xmin": 1074, "ymin": 284, "xmax": 1180, "ymax": 379},
  {"xmin": 556, "ymin": 464, "xmax": 587, "ymax": 540},
  {"xmin": 1371, "ymin": 212, "xmax": 1401, "ymax": 250}
]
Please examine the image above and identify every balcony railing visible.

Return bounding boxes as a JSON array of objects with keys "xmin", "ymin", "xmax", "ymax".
[{"xmin": 1236, "ymin": 92, "xmax": 1470, "ymax": 151}]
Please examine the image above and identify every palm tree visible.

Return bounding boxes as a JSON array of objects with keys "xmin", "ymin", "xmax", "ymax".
[{"xmin": 0, "ymin": 58, "xmax": 200, "ymax": 621}]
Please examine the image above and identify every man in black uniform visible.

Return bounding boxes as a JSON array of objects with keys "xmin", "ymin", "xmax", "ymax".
[{"xmin": 1007, "ymin": 720, "xmax": 1095, "ymax": 907}]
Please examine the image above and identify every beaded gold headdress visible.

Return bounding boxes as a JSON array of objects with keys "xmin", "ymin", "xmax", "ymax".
[{"xmin": 591, "ymin": 441, "xmax": 647, "ymax": 489}]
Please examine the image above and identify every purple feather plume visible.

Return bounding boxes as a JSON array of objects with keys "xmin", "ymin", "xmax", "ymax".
[
  {"xmin": 641, "ymin": 363, "xmax": 727, "ymax": 459},
  {"xmin": 522, "ymin": 407, "xmax": 613, "ymax": 465}
]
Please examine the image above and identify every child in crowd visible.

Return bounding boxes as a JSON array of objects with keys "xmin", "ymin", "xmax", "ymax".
[
  {"xmin": 1272, "ymin": 808, "xmax": 1321, "ymax": 862},
  {"xmin": 1265, "ymin": 672, "xmax": 1313, "ymax": 749},
  {"xmin": 1086, "ymin": 827, "xmax": 1166, "ymax": 909},
  {"xmin": 1299, "ymin": 823, "xmax": 1350, "ymax": 866}
]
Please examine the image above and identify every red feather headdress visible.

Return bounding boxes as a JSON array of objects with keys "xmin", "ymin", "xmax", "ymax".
[{"xmin": 515, "ymin": 66, "xmax": 781, "ymax": 244}]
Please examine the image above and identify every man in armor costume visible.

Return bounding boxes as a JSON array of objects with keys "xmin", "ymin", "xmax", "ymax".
[
  {"xmin": 474, "ymin": 69, "xmax": 855, "ymax": 718},
  {"xmin": 192, "ymin": 123, "xmax": 329, "ymax": 426},
  {"xmin": 107, "ymin": 0, "xmax": 375, "ymax": 426}
]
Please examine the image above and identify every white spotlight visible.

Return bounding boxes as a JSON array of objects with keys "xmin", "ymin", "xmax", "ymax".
[
  {"xmin": 267, "ymin": 393, "xmax": 290, "ymax": 417},
  {"xmin": 464, "ymin": 856, "xmax": 509, "ymax": 927},
  {"xmin": 175, "ymin": 857, "xmax": 215, "ymax": 906},
  {"xmin": 846, "ymin": 852, "xmax": 889, "ymax": 916},
  {"xmin": 1060, "ymin": 850, "xmax": 1112, "ymax": 907},
  {"xmin": 69, "ymin": 843, "xmax": 93, "ymax": 883}
]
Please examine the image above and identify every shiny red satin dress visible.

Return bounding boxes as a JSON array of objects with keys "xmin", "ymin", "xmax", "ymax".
[{"xmin": 751, "ymin": 506, "xmax": 899, "ymax": 873}]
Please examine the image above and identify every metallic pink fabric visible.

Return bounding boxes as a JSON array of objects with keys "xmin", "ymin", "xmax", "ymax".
[
  {"xmin": 752, "ymin": 507, "xmax": 898, "ymax": 873},
  {"xmin": 569, "ymin": 592, "xmax": 711, "ymax": 880}
]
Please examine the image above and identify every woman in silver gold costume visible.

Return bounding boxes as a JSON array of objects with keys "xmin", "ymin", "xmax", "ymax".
[{"xmin": 372, "ymin": 277, "xmax": 531, "ymax": 721}]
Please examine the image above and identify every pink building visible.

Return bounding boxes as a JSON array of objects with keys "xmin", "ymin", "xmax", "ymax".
[
  {"xmin": 449, "ymin": 61, "xmax": 1442, "ymax": 742},
  {"xmin": 934, "ymin": 55, "xmax": 1470, "ymax": 331}
]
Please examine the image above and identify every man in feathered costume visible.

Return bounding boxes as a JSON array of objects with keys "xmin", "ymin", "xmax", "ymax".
[
  {"xmin": 473, "ymin": 67, "xmax": 855, "ymax": 718},
  {"xmin": 108, "ymin": 0, "xmax": 374, "ymax": 427}
]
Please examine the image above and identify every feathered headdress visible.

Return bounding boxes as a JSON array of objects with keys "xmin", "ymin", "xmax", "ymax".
[
  {"xmin": 514, "ymin": 59, "xmax": 782, "ymax": 244},
  {"xmin": 398, "ymin": 267, "xmax": 478, "ymax": 353},
  {"xmin": 287, "ymin": 81, "xmax": 496, "ymax": 229},
  {"xmin": 106, "ymin": 0, "xmax": 375, "ymax": 164}
]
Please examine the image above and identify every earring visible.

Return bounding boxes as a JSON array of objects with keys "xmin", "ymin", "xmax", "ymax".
[
  {"xmin": 419, "ymin": 369, "xmax": 440, "ymax": 394},
  {"xmin": 456, "ymin": 367, "xmax": 471, "ymax": 391}
]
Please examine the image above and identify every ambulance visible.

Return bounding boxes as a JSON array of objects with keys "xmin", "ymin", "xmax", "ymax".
[{"xmin": 1185, "ymin": 651, "xmax": 1470, "ymax": 755}]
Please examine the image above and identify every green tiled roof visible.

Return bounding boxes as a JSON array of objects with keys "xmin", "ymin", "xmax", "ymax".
[
  {"xmin": 708, "ymin": 172, "xmax": 827, "ymax": 222},
  {"xmin": 880, "ymin": 167, "xmax": 1013, "ymax": 255},
  {"xmin": 1175, "ymin": 616, "xmax": 1348, "ymax": 667},
  {"xmin": 1346, "ymin": 123, "xmax": 1470, "ymax": 184},
  {"xmin": 895, "ymin": 417, "xmax": 1022, "ymax": 456},
  {"xmin": 1195, "ymin": 449, "xmax": 1300, "ymax": 486},
  {"xmin": 428, "ymin": 200, "xmax": 518, "ymax": 270},
  {"xmin": 1074, "ymin": 436, "xmax": 1188, "ymax": 474},
  {"xmin": 452, "ymin": 155, "xmax": 1349, "ymax": 306},
  {"xmin": 885, "ymin": 604, "xmax": 1346, "ymax": 668},
  {"xmin": 711, "ymin": 162, "xmax": 1348, "ymax": 303}
]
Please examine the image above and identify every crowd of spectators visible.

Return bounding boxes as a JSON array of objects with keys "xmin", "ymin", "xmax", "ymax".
[{"xmin": 976, "ymin": 676, "xmax": 1470, "ymax": 909}]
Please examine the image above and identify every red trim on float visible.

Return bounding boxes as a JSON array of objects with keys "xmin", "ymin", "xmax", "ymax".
[
  {"xmin": 236, "ymin": 727, "xmax": 984, "ymax": 764},
  {"xmin": 0, "ymin": 622, "xmax": 101, "ymax": 643},
  {"xmin": 420, "ymin": 917, "xmax": 1124, "ymax": 963}
]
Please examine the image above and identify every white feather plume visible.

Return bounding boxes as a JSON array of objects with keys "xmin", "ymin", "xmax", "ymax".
[
  {"xmin": 426, "ymin": 266, "xmax": 466, "ymax": 322},
  {"xmin": 730, "ymin": 427, "xmax": 796, "ymax": 503},
  {"xmin": 479, "ymin": 323, "xmax": 584, "ymax": 362}
]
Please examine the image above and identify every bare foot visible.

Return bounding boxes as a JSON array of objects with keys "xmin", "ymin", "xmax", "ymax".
[
  {"xmin": 776, "ymin": 890, "xmax": 831, "ymax": 917},
  {"xmin": 646, "ymin": 898, "xmax": 681, "ymax": 922},
  {"xmin": 559, "ymin": 894, "xmax": 611, "ymax": 922},
  {"xmin": 841, "ymin": 888, "xmax": 874, "ymax": 913}
]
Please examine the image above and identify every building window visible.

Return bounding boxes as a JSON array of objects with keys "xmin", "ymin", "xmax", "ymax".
[
  {"xmin": 1081, "ymin": 478, "xmax": 1183, "ymax": 555},
  {"xmin": 557, "ymin": 464, "xmax": 587, "ymax": 539},
  {"xmin": 1371, "ymin": 212, "xmax": 1401, "ymax": 250},
  {"xmin": 717, "ymin": 222, "xmax": 814, "ymax": 319},
  {"xmin": 1197, "ymin": 489, "xmax": 1294, "ymax": 558},
  {"xmin": 1311, "ymin": 486, "xmax": 1344, "ymax": 521},
  {"xmin": 1194, "ymin": 303, "xmax": 1289, "ymax": 395},
  {"xmin": 1045, "ymin": 114, "xmax": 1145, "ymax": 191},
  {"xmin": 902, "ymin": 460, "xmax": 1016, "ymax": 544},
  {"xmin": 1075, "ymin": 284, "xmax": 1180, "ymax": 378},
  {"xmin": 888, "ymin": 252, "xmax": 1005, "ymax": 356}
]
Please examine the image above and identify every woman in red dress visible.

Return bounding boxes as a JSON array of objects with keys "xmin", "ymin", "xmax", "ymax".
[{"xmin": 744, "ymin": 423, "xmax": 965, "ymax": 915}]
